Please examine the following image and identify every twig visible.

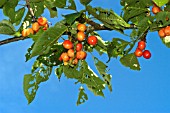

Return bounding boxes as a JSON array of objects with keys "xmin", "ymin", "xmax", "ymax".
[
  {"xmin": 0, "ymin": 36, "xmax": 29, "ymax": 45},
  {"xmin": 26, "ymin": 0, "xmax": 36, "ymax": 21}
]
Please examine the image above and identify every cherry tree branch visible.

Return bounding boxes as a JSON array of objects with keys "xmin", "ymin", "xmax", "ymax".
[
  {"xmin": 0, "ymin": 36, "xmax": 29, "ymax": 45},
  {"xmin": 0, "ymin": 21, "xmax": 137, "ymax": 46}
]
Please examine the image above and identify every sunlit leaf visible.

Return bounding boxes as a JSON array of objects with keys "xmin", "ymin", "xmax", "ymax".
[{"xmin": 153, "ymin": 0, "xmax": 169, "ymax": 7}]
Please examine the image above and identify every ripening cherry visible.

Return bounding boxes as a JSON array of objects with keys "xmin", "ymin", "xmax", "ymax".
[
  {"xmin": 22, "ymin": 29, "xmax": 28, "ymax": 37},
  {"xmin": 158, "ymin": 28, "xmax": 166, "ymax": 38},
  {"xmin": 22, "ymin": 28, "xmax": 34, "ymax": 37},
  {"xmin": 27, "ymin": 28, "xmax": 34, "ymax": 35},
  {"xmin": 61, "ymin": 52, "xmax": 70, "ymax": 62},
  {"xmin": 43, "ymin": 23, "xmax": 49, "ymax": 31},
  {"xmin": 77, "ymin": 31, "xmax": 85, "ymax": 41},
  {"xmin": 63, "ymin": 40, "xmax": 73, "ymax": 49},
  {"xmin": 134, "ymin": 48, "xmax": 143, "ymax": 57},
  {"xmin": 32, "ymin": 22, "xmax": 40, "ymax": 32},
  {"xmin": 67, "ymin": 49, "xmax": 74, "ymax": 58},
  {"xmin": 72, "ymin": 58, "xmax": 79, "ymax": 65},
  {"xmin": 76, "ymin": 51, "xmax": 87, "ymax": 60},
  {"xmin": 76, "ymin": 43, "xmax": 83, "ymax": 51},
  {"xmin": 164, "ymin": 26, "xmax": 170, "ymax": 36},
  {"xmin": 37, "ymin": 17, "xmax": 47, "ymax": 26},
  {"xmin": 87, "ymin": 36, "xmax": 98, "ymax": 46},
  {"xmin": 152, "ymin": 5, "xmax": 161, "ymax": 14},
  {"xmin": 58, "ymin": 55, "xmax": 63, "ymax": 61},
  {"xmin": 137, "ymin": 41, "xmax": 146, "ymax": 50},
  {"xmin": 143, "ymin": 50, "xmax": 151, "ymax": 59},
  {"xmin": 77, "ymin": 23, "xmax": 86, "ymax": 32}
]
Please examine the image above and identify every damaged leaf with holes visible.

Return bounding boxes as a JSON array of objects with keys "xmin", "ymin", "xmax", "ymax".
[
  {"xmin": 23, "ymin": 61, "xmax": 52, "ymax": 104},
  {"xmin": 107, "ymin": 38, "xmax": 129, "ymax": 59},
  {"xmin": 86, "ymin": 5, "xmax": 130, "ymax": 32},
  {"xmin": 79, "ymin": 61, "xmax": 106, "ymax": 97},
  {"xmin": 77, "ymin": 87, "xmax": 88, "ymax": 106},
  {"xmin": 94, "ymin": 57, "xmax": 112, "ymax": 91}
]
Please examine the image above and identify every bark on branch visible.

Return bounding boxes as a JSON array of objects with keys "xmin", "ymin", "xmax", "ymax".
[{"xmin": 0, "ymin": 36, "xmax": 29, "ymax": 45}]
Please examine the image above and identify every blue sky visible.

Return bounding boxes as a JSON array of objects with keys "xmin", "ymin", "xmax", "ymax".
[{"xmin": 0, "ymin": 1, "xmax": 170, "ymax": 113}]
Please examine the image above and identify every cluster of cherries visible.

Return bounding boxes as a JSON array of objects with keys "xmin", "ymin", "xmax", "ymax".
[
  {"xmin": 134, "ymin": 41, "xmax": 151, "ymax": 59},
  {"xmin": 22, "ymin": 17, "xmax": 48, "ymax": 37},
  {"xmin": 158, "ymin": 26, "xmax": 170, "ymax": 38},
  {"xmin": 59, "ymin": 23, "xmax": 98, "ymax": 65}
]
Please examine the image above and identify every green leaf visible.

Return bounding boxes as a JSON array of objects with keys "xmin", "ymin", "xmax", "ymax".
[
  {"xmin": 120, "ymin": 53, "xmax": 140, "ymax": 70},
  {"xmin": 0, "ymin": 20, "xmax": 15, "ymax": 35},
  {"xmin": 63, "ymin": 12, "xmax": 81, "ymax": 24},
  {"xmin": 25, "ymin": 43, "xmax": 34, "ymax": 62},
  {"xmin": 107, "ymin": 38, "xmax": 129, "ymax": 59},
  {"xmin": 14, "ymin": 7, "xmax": 25, "ymax": 25},
  {"xmin": 29, "ymin": 0, "xmax": 42, "ymax": 2},
  {"xmin": 0, "ymin": 0, "xmax": 6, "ymax": 7},
  {"xmin": 49, "ymin": 7, "xmax": 58, "ymax": 18},
  {"xmin": 63, "ymin": 65, "xmax": 81, "ymax": 79},
  {"xmin": 154, "ymin": 11, "xmax": 170, "ymax": 28},
  {"xmin": 94, "ymin": 57, "xmax": 112, "ymax": 91},
  {"xmin": 68, "ymin": 0, "xmax": 77, "ymax": 10},
  {"xmin": 94, "ymin": 35, "xmax": 107, "ymax": 55},
  {"xmin": 121, "ymin": 0, "xmax": 152, "ymax": 23},
  {"xmin": 3, "ymin": 0, "xmax": 18, "ymax": 17},
  {"xmin": 153, "ymin": 0, "xmax": 169, "ymax": 7},
  {"xmin": 30, "ymin": 20, "xmax": 67, "ymax": 58},
  {"xmin": 55, "ymin": 65, "xmax": 63, "ymax": 80},
  {"xmin": 63, "ymin": 61, "xmax": 106, "ymax": 97},
  {"xmin": 80, "ymin": 61, "xmax": 105, "ymax": 97},
  {"xmin": 30, "ymin": 2, "xmax": 45, "ymax": 18},
  {"xmin": 54, "ymin": 0, "xmax": 66, "ymax": 8},
  {"xmin": 23, "ymin": 61, "xmax": 52, "ymax": 104},
  {"xmin": 77, "ymin": 86, "xmax": 88, "ymax": 106},
  {"xmin": 44, "ymin": 1, "xmax": 58, "ymax": 18},
  {"xmin": 37, "ymin": 44, "xmax": 64, "ymax": 66},
  {"xmin": 86, "ymin": 5, "xmax": 130, "ymax": 32},
  {"xmin": 80, "ymin": 0, "xmax": 92, "ymax": 5}
]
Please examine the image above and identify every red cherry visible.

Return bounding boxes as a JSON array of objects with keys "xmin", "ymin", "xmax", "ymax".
[
  {"xmin": 76, "ymin": 43, "xmax": 83, "ymax": 51},
  {"xmin": 134, "ymin": 48, "xmax": 143, "ymax": 57},
  {"xmin": 143, "ymin": 50, "xmax": 151, "ymax": 59},
  {"xmin": 152, "ymin": 5, "xmax": 161, "ymax": 14},
  {"xmin": 76, "ymin": 51, "xmax": 87, "ymax": 60},
  {"xmin": 87, "ymin": 36, "xmax": 98, "ymax": 46},
  {"xmin": 137, "ymin": 41, "xmax": 146, "ymax": 50}
]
